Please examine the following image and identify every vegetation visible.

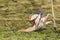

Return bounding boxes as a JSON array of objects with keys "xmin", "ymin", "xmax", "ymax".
[{"xmin": 0, "ymin": 0, "xmax": 60, "ymax": 40}]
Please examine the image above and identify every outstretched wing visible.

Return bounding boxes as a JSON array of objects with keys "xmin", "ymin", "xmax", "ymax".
[{"xmin": 29, "ymin": 14, "xmax": 38, "ymax": 21}]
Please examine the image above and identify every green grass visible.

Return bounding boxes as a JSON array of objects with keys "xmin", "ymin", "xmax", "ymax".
[
  {"xmin": 0, "ymin": 0, "xmax": 60, "ymax": 40},
  {"xmin": 0, "ymin": 28, "xmax": 60, "ymax": 40},
  {"xmin": 0, "ymin": 20, "xmax": 60, "ymax": 40}
]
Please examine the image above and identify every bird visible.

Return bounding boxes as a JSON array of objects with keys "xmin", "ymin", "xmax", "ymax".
[{"xmin": 18, "ymin": 10, "xmax": 52, "ymax": 32}]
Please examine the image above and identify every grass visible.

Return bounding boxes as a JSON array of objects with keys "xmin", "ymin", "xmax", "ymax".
[
  {"xmin": 0, "ymin": 0, "xmax": 60, "ymax": 40},
  {"xmin": 0, "ymin": 28, "xmax": 60, "ymax": 40},
  {"xmin": 0, "ymin": 20, "xmax": 60, "ymax": 40}
]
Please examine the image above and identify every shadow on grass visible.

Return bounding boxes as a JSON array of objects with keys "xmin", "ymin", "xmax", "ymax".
[{"xmin": 34, "ymin": 28, "xmax": 46, "ymax": 32}]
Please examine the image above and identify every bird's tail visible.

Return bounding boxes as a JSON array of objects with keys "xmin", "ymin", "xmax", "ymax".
[{"xmin": 18, "ymin": 27, "xmax": 35, "ymax": 32}]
